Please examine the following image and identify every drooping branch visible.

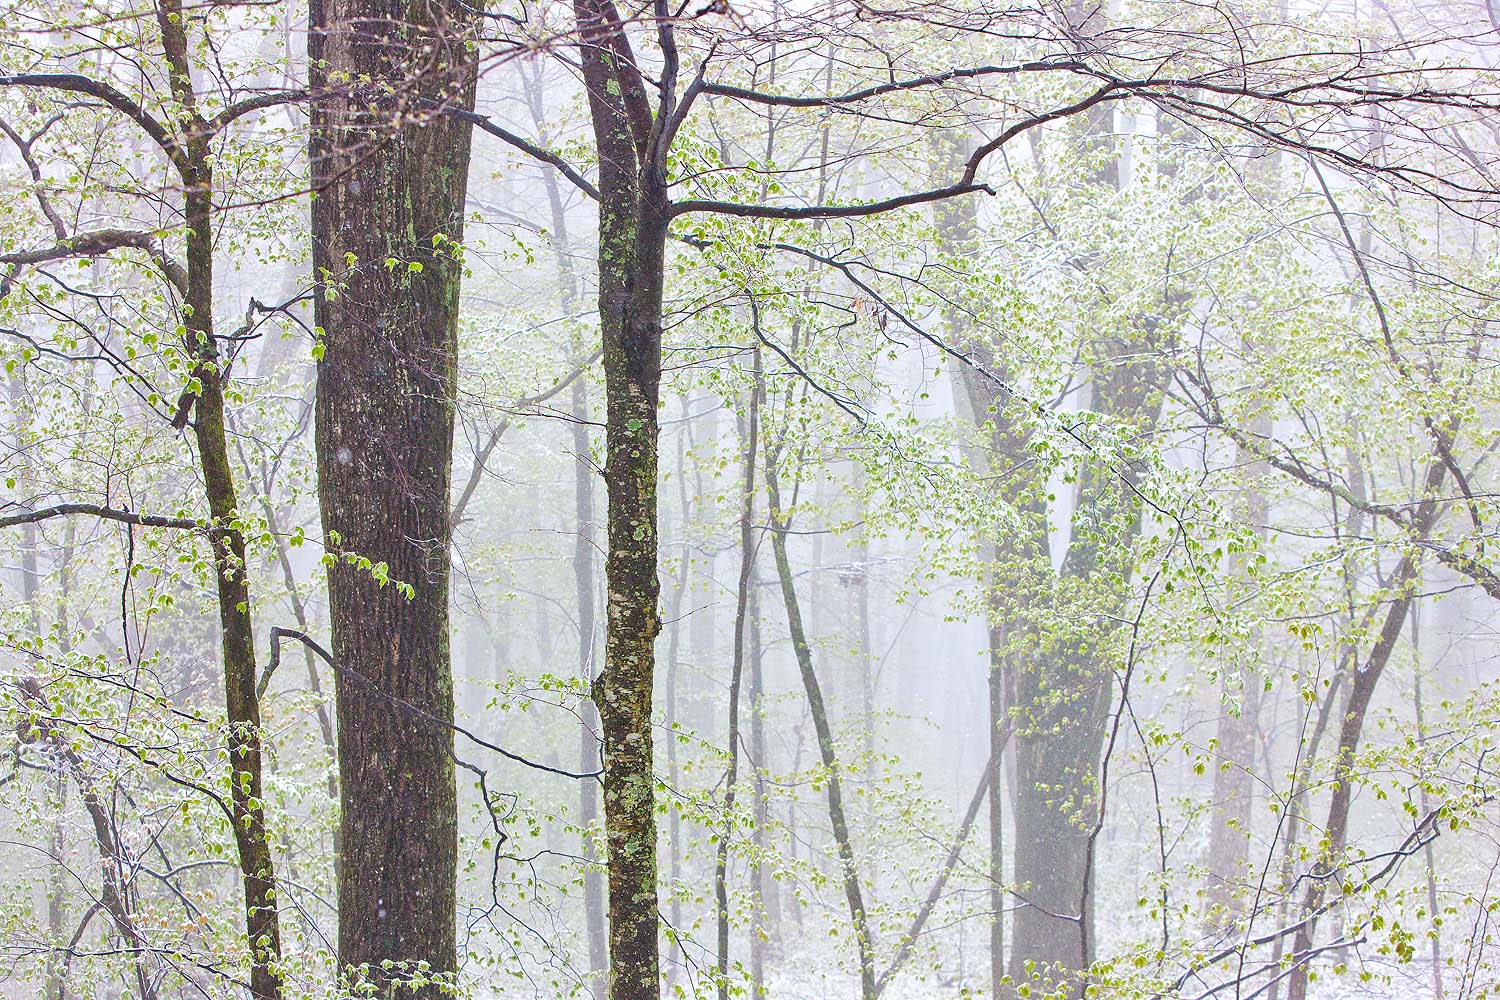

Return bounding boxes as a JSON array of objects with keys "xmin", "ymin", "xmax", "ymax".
[
  {"xmin": 0, "ymin": 73, "xmax": 185, "ymax": 170},
  {"xmin": 432, "ymin": 103, "xmax": 601, "ymax": 201},
  {"xmin": 255, "ymin": 627, "xmax": 599, "ymax": 781}
]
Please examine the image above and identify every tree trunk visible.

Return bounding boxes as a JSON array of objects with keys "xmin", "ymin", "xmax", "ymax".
[
  {"xmin": 308, "ymin": 0, "xmax": 477, "ymax": 989},
  {"xmin": 765, "ymin": 449, "xmax": 876, "ymax": 1000},
  {"xmin": 151, "ymin": 3, "xmax": 289, "ymax": 992},
  {"xmin": 717, "ymin": 356, "xmax": 761, "ymax": 999},
  {"xmin": 569, "ymin": 3, "xmax": 673, "ymax": 996},
  {"xmin": 592, "ymin": 200, "xmax": 668, "ymax": 1000}
]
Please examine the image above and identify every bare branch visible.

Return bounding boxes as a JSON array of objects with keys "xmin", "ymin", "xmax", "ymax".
[{"xmin": 0, "ymin": 503, "xmax": 201, "ymax": 532}]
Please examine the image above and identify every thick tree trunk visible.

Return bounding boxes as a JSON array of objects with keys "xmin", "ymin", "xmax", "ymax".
[
  {"xmin": 309, "ymin": 0, "xmax": 476, "ymax": 990},
  {"xmin": 570, "ymin": 4, "xmax": 672, "ymax": 995},
  {"xmin": 593, "ymin": 210, "xmax": 668, "ymax": 1000},
  {"xmin": 1008, "ymin": 643, "xmax": 1110, "ymax": 994}
]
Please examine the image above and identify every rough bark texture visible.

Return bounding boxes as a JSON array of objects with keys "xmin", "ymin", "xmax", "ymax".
[
  {"xmin": 308, "ymin": 0, "xmax": 477, "ymax": 990},
  {"xmin": 570, "ymin": 3, "xmax": 669, "ymax": 995}
]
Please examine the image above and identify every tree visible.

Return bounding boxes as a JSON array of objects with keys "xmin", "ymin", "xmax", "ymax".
[
  {"xmin": 308, "ymin": 0, "xmax": 477, "ymax": 989},
  {"xmin": 0, "ymin": 5, "xmax": 303, "ymax": 992},
  {"xmin": 462, "ymin": 4, "xmax": 1497, "ymax": 996}
]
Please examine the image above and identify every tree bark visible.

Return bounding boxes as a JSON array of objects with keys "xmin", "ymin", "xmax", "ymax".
[
  {"xmin": 308, "ymin": 0, "xmax": 477, "ymax": 990},
  {"xmin": 570, "ymin": 4, "xmax": 669, "ymax": 996}
]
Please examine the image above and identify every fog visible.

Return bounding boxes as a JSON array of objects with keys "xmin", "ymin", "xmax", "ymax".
[{"xmin": 1, "ymin": 1, "xmax": 1497, "ymax": 999}]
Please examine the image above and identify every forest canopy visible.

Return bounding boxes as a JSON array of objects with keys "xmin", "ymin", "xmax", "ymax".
[{"xmin": 0, "ymin": 1, "xmax": 1498, "ymax": 999}]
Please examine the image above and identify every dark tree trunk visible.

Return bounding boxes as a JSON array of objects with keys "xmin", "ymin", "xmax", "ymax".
[
  {"xmin": 593, "ymin": 190, "xmax": 668, "ymax": 1000},
  {"xmin": 152, "ymin": 6, "xmax": 287, "ymax": 988},
  {"xmin": 569, "ymin": 3, "xmax": 672, "ymax": 996},
  {"xmin": 308, "ymin": 0, "xmax": 477, "ymax": 990},
  {"xmin": 1008, "ymin": 644, "xmax": 1110, "ymax": 994}
]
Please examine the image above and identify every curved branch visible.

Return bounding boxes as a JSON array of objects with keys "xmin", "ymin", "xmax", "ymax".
[
  {"xmin": 0, "ymin": 73, "xmax": 184, "ymax": 170},
  {"xmin": 211, "ymin": 89, "xmax": 306, "ymax": 133},
  {"xmin": 700, "ymin": 59, "xmax": 1086, "ymax": 108},
  {"xmin": 0, "ymin": 228, "xmax": 188, "ymax": 295},
  {"xmin": 437, "ymin": 103, "xmax": 600, "ymax": 201}
]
